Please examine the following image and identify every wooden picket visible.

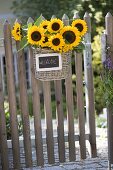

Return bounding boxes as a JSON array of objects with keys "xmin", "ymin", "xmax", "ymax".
[
  {"xmin": 0, "ymin": 12, "xmax": 97, "ymax": 169},
  {"xmin": 54, "ymin": 80, "xmax": 65, "ymax": 162},
  {"xmin": 0, "ymin": 58, "xmax": 9, "ymax": 170},
  {"xmin": 29, "ymin": 47, "xmax": 44, "ymax": 166},
  {"xmin": 83, "ymin": 12, "xmax": 97, "ymax": 157},
  {"xmin": 28, "ymin": 17, "xmax": 44, "ymax": 166},
  {"xmin": 75, "ymin": 52, "xmax": 86, "ymax": 159},
  {"xmin": 74, "ymin": 12, "xmax": 86, "ymax": 159},
  {"xmin": 43, "ymin": 81, "xmax": 55, "ymax": 164},
  {"xmin": 63, "ymin": 14, "xmax": 76, "ymax": 162},
  {"xmin": 16, "ymin": 38, "xmax": 32, "ymax": 167},
  {"xmin": 53, "ymin": 14, "xmax": 65, "ymax": 163},
  {"xmin": 3, "ymin": 20, "xmax": 20, "ymax": 169}
]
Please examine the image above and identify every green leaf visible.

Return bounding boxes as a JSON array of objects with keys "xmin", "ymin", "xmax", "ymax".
[
  {"xmin": 34, "ymin": 15, "xmax": 44, "ymax": 26},
  {"xmin": 27, "ymin": 22, "xmax": 33, "ymax": 28},
  {"xmin": 19, "ymin": 36, "xmax": 29, "ymax": 51},
  {"xmin": 22, "ymin": 25, "xmax": 28, "ymax": 29}
]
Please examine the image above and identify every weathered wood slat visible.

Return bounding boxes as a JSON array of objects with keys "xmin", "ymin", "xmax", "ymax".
[
  {"xmin": 73, "ymin": 13, "xmax": 86, "ymax": 158},
  {"xmin": 65, "ymin": 76, "xmax": 75, "ymax": 161},
  {"xmin": 0, "ymin": 59, "xmax": 9, "ymax": 170},
  {"xmin": 3, "ymin": 20, "xmax": 20, "ymax": 169},
  {"xmin": 50, "ymin": 14, "xmax": 65, "ymax": 162},
  {"xmin": 74, "ymin": 11, "xmax": 86, "ymax": 158},
  {"xmin": 0, "ymin": 57, "xmax": 5, "ymax": 93},
  {"xmin": 75, "ymin": 52, "xmax": 86, "ymax": 159},
  {"xmin": 29, "ymin": 47, "xmax": 44, "ymax": 166},
  {"xmin": 84, "ymin": 12, "xmax": 97, "ymax": 157},
  {"xmin": 54, "ymin": 80, "xmax": 65, "ymax": 162},
  {"xmin": 62, "ymin": 14, "xmax": 75, "ymax": 161},
  {"xmin": 16, "ymin": 42, "xmax": 32, "ymax": 167},
  {"xmin": 105, "ymin": 12, "xmax": 113, "ymax": 165},
  {"xmin": 43, "ymin": 81, "xmax": 55, "ymax": 164}
]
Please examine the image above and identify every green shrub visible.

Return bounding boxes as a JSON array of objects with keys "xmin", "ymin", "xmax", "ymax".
[
  {"xmin": 4, "ymin": 101, "xmax": 23, "ymax": 139},
  {"xmin": 92, "ymin": 27, "xmax": 105, "ymax": 114}
]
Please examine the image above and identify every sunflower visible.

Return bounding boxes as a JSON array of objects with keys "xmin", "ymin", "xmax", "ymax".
[
  {"xmin": 27, "ymin": 26, "xmax": 44, "ymax": 45},
  {"xmin": 12, "ymin": 22, "xmax": 22, "ymax": 41},
  {"xmin": 60, "ymin": 26, "xmax": 81, "ymax": 51},
  {"xmin": 39, "ymin": 20, "xmax": 50, "ymax": 31},
  {"xmin": 47, "ymin": 18, "xmax": 63, "ymax": 33},
  {"xmin": 40, "ymin": 34, "xmax": 50, "ymax": 47},
  {"xmin": 72, "ymin": 19, "xmax": 87, "ymax": 36},
  {"xmin": 49, "ymin": 34, "xmax": 65, "ymax": 52}
]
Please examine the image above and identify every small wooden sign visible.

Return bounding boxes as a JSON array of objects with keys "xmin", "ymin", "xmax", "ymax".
[{"xmin": 35, "ymin": 53, "xmax": 62, "ymax": 71}]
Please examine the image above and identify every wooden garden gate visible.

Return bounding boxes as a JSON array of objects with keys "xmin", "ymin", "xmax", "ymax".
[{"xmin": 0, "ymin": 12, "xmax": 97, "ymax": 170}]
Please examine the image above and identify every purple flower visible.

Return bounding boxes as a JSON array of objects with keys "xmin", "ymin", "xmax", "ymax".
[{"xmin": 103, "ymin": 57, "xmax": 113, "ymax": 70}]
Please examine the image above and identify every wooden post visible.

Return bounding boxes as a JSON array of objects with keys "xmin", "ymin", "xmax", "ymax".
[
  {"xmin": 0, "ymin": 59, "xmax": 9, "ymax": 170},
  {"xmin": 16, "ymin": 19, "xmax": 32, "ymax": 167},
  {"xmin": 29, "ymin": 47, "xmax": 44, "ymax": 166},
  {"xmin": 3, "ymin": 20, "xmax": 20, "ymax": 169},
  {"xmin": 62, "ymin": 14, "xmax": 75, "ymax": 161},
  {"xmin": 105, "ymin": 12, "xmax": 113, "ymax": 166},
  {"xmin": 43, "ymin": 81, "xmax": 55, "ymax": 164},
  {"xmin": 83, "ymin": 12, "xmax": 97, "ymax": 157}
]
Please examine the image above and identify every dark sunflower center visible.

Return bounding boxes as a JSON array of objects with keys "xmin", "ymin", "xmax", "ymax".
[
  {"xmin": 16, "ymin": 28, "xmax": 19, "ymax": 33},
  {"xmin": 16, "ymin": 28, "xmax": 22, "ymax": 36},
  {"xmin": 43, "ymin": 36, "xmax": 48, "ymax": 43},
  {"xmin": 75, "ymin": 23, "xmax": 83, "ymax": 32},
  {"xmin": 52, "ymin": 23, "xmax": 60, "ymax": 31},
  {"xmin": 52, "ymin": 38, "xmax": 60, "ymax": 46},
  {"xmin": 63, "ymin": 31, "xmax": 76, "ymax": 44},
  {"xmin": 31, "ymin": 31, "xmax": 41, "ymax": 41},
  {"xmin": 43, "ymin": 25, "xmax": 47, "ymax": 29}
]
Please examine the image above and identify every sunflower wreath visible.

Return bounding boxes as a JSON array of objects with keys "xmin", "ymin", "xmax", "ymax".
[{"xmin": 12, "ymin": 15, "xmax": 88, "ymax": 53}]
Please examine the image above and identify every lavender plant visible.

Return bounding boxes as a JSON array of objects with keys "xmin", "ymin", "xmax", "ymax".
[{"xmin": 101, "ymin": 56, "xmax": 113, "ymax": 105}]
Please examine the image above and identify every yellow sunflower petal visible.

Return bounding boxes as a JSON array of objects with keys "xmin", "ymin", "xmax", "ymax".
[
  {"xmin": 72, "ymin": 19, "xmax": 88, "ymax": 36},
  {"xmin": 39, "ymin": 20, "xmax": 50, "ymax": 31},
  {"xmin": 27, "ymin": 25, "xmax": 44, "ymax": 45},
  {"xmin": 47, "ymin": 18, "xmax": 64, "ymax": 33},
  {"xmin": 49, "ymin": 34, "xmax": 65, "ymax": 52},
  {"xmin": 12, "ymin": 22, "xmax": 22, "ymax": 41},
  {"xmin": 40, "ymin": 34, "xmax": 50, "ymax": 47},
  {"xmin": 60, "ymin": 26, "xmax": 81, "ymax": 50},
  {"xmin": 62, "ymin": 44, "xmax": 73, "ymax": 52}
]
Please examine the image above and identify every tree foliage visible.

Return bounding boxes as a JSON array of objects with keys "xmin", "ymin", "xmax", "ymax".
[
  {"xmin": 12, "ymin": 0, "xmax": 113, "ymax": 26},
  {"xmin": 11, "ymin": 0, "xmax": 113, "ymax": 39},
  {"xmin": 11, "ymin": 0, "xmax": 81, "ymax": 21}
]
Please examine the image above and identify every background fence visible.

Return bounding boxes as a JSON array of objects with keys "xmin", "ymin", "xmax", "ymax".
[{"xmin": 0, "ymin": 12, "xmax": 97, "ymax": 170}]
